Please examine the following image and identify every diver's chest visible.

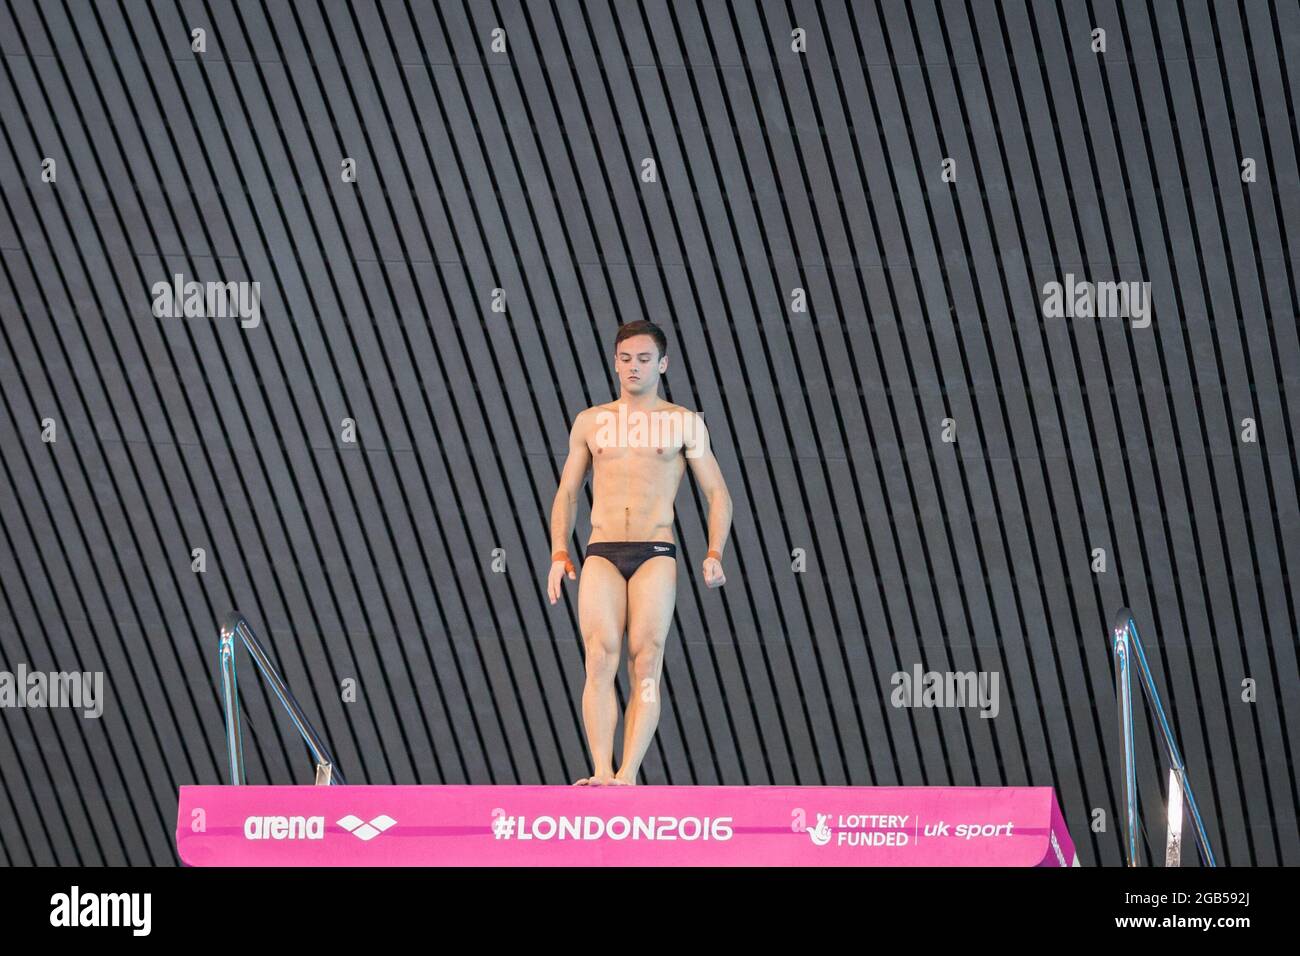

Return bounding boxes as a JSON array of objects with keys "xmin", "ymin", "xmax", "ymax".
[{"xmin": 590, "ymin": 437, "xmax": 684, "ymax": 463}]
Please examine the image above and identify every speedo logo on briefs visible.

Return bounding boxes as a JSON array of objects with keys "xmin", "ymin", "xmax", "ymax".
[
  {"xmin": 243, "ymin": 814, "xmax": 326, "ymax": 840},
  {"xmin": 151, "ymin": 272, "xmax": 261, "ymax": 328},
  {"xmin": 592, "ymin": 406, "xmax": 705, "ymax": 458}
]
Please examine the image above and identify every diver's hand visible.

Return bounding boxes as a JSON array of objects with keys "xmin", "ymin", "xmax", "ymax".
[
  {"xmin": 702, "ymin": 556, "xmax": 726, "ymax": 589},
  {"xmin": 548, "ymin": 553, "xmax": 577, "ymax": 604}
]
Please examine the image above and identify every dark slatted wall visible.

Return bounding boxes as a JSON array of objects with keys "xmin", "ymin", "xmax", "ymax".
[{"xmin": 0, "ymin": 0, "xmax": 1296, "ymax": 866}]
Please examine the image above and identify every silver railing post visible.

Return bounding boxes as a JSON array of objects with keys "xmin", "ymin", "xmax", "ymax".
[
  {"xmin": 219, "ymin": 611, "xmax": 344, "ymax": 786},
  {"xmin": 1113, "ymin": 617, "xmax": 1139, "ymax": 865},
  {"xmin": 219, "ymin": 625, "xmax": 245, "ymax": 784},
  {"xmin": 1166, "ymin": 767, "xmax": 1184, "ymax": 867},
  {"xmin": 1109, "ymin": 608, "xmax": 1214, "ymax": 866}
]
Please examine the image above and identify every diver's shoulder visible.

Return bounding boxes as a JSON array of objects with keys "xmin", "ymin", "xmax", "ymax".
[
  {"xmin": 659, "ymin": 401, "xmax": 699, "ymax": 417},
  {"xmin": 576, "ymin": 402, "xmax": 619, "ymax": 421}
]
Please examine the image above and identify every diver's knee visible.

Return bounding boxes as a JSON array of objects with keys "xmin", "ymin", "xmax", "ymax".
[
  {"xmin": 583, "ymin": 638, "xmax": 619, "ymax": 683},
  {"xmin": 628, "ymin": 644, "xmax": 664, "ymax": 685}
]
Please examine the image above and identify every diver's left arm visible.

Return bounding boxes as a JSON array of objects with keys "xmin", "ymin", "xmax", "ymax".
[{"xmin": 686, "ymin": 413, "xmax": 732, "ymax": 588}]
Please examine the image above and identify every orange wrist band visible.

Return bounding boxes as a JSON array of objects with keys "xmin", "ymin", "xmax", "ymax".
[{"xmin": 707, "ymin": 549, "xmax": 722, "ymax": 560}]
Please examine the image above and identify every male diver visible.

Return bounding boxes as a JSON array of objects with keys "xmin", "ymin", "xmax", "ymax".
[{"xmin": 547, "ymin": 320, "xmax": 733, "ymax": 785}]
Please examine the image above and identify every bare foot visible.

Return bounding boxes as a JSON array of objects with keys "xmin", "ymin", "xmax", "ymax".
[
  {"xmin": 574, "ymin": 773, "xmax": 616, "ymax": 786},
  {"xmin": 610, "ymin": 775, "xmax": 635, "ymax": 786}
]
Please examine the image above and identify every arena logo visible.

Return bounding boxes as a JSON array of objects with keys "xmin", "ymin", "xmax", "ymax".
[
  {"xmin": 0, "ymin": 664, "xmax": 103, "ymax": 719},
  {"xmin": 592, "ymin": 406, "xmax": 705, "ymax": 458},
  {"xmin": 242, "ymin": 814, "xmax": 397, "ymax": 841},
  {"xmin": 243, "ymin": 815, "xmax": 325, "ymax": 840},
  {"xmin": 890, "ymin": 665, "xmax": 1000, "ymax": 718},
  {"xmin": 49, "ymin": 886, "xmax": 151, "ymax": 936},
  {"xmin": 151, "ymin": 272, "xmax": 261, "ymax": 328},
  {"xmin": 336, "ymin": 814, "xmax": 397, "ymax": 841},
  {"xmin": 1041, "ymin": 274, "xmax": 1151, "ymax": 328}
]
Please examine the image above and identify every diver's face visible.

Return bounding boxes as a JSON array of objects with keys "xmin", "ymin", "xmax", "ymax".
[{"xmin": 615, "ymin": 335, "xmax": 666, "ymax": 395}]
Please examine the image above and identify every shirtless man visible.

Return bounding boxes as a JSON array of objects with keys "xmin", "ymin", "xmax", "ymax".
[{"xmin": 547, "ymin": 320, "xmax": 732, "ymax": 786}]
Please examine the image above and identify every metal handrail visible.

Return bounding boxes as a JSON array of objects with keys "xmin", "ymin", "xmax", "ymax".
[
  {"xmin": 1110, "ymin": 608, "xmax": 1214, "ymax": 866},
  {"xmin": 219, "ymin": 611, "xmax": 344, "ymax": 785}
]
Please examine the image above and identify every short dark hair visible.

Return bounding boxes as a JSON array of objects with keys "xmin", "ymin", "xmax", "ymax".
[{"xmin": 613, "ymin": 320, "xmax": 667, "ymax": 358}]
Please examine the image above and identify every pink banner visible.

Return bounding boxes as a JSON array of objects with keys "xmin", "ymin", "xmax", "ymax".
[{"xmin": 176, "ymin": 785, "xmax": 1079, "ymax": 866}]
